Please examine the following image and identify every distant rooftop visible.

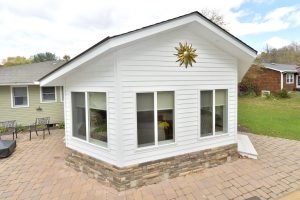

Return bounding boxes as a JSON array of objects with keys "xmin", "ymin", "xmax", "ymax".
[
  {"xmin": 0, "ymin": 61, "xmax": 65, "ymax": 85},
  {"xmin": 262, "ymin": 63, "xmax": 299, "ymax": 73}
]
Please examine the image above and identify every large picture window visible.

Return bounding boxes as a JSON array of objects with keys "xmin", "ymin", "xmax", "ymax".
[
  {"xmin": 12, "ymin": 86, "xmax": 28, "ymax": 107},
  {"xmin": 200, "ymin": 91, "xmax": 213, "ymax": 137},
  {"xmin": 215, "ymin": 89, "xmax": 228, "ymax": 134},
  {"xmin": 200, "ymin": 89, "xmax": 228, "ymax": 137},
  {"xmin": 72, "ymin": 92, "xmax": 86, "ymax": 140},
  {"xmin": 137, "ymin": 91, "xmax": 174, "ymax": 148},
  {"xmin": 157, "ymin": 91, "xmax": 174, "ymax": 145},
  {"xmin": 41, "ymin": 86, "xmax": 56, "ymax": 102},
  {"xmin": 88, "ymin": 92, "xmax": 107, "ymax": 146},
  {"xmin": 71, "ymin": 91, "xmax": 108, "ymax": 147}
]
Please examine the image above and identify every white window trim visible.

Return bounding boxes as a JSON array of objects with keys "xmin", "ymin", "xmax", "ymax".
[
  {"xmin": 70, "ymin": 90, "xmax": 109, "ymax": 149},
  {"xmin": 11, "ymin": 86, "xmax": 29, "ymax": 108},
  {"xmin": 40, "ymin": 86, "xmax": 57, "ymax": 103},
  {"xmin": 286, "ymin": 73, "xmax": 294, "ymax": 84},
  {"xmin": 296, "ymin": 75, "xmax": 300, "ymax": 88},
  {"xmin": 60, "ymin": 86, "xmax": 64, "ymax": 102},
  {"xmin": 198, "ymin": 89, "xmax": 229, "ymax": 139},
  {"xmin": 135, "ymin": 91, "xmax": 176, "ymax": 149}
]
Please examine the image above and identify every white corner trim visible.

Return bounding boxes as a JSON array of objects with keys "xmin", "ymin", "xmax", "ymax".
[
  {"xmin": 280, "ymin": 72, "xmax": 283, "ymax": 90},
  {"xmin": 60, "ymin": 86, "xmax": 64, "ymax": 102}
]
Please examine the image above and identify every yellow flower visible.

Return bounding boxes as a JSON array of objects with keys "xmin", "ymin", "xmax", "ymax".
[{"xmin": 159, "ymin": 121, "xmax": 170, "ymax": 129}]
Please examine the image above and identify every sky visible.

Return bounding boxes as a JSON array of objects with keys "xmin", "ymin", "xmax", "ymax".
[{"xmin": 0, "ymin": 0, "xmax": 300, "ymax": 62}]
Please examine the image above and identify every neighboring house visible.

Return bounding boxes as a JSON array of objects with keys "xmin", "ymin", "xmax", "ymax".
[
  {"xmin": 40, "ymin": 11, "xmax": 256, "ymax": 190},
  {"xmin": 0, "ymin": 61, "xmax": 65, "ymax": 126},
  {"xmin": 242, "ymin": 63, "xmax": 300, "ymax": 94}
]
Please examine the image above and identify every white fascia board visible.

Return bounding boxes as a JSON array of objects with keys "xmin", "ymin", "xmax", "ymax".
[
  {"xmin": 0, "ymin": 82, "xmax": 36, "ymax": 86},
  {"xmin": 40, "ymin": 13, "xmax": 256, "ymax": 85},
  {"xmin": 263, "ymin": 66, "xmax": 283, "ymax": 73},
  {"xmin": 193, "ymin": 18, "xmax": 256, "ymax": 60}
]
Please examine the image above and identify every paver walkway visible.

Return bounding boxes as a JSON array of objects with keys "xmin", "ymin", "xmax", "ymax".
[{"xmin": 0, "ymin": 130, "xmax": 299, "ymax": 200}]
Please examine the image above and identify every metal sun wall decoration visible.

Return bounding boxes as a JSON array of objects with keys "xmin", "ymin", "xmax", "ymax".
[{"xmin": 174, "ymin": 42, "xmax": 198, "ymax": 68}]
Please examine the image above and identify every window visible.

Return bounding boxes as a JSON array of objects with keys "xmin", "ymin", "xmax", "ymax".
[
  {"xmin": 88, "ymin": 92, "xmax": 107, "ymax": 146},
  {"xmin": 286, "ymin": 73, "xmax": 294, "ymax": 84},
  {"xmin": 200, "ymin": 89, "xmax": 228, "ymax": 137},
  {"xmin": 157, "ymin": 92, "xmax": 174, "ymax": 145},
  {"xmin": 71, "ymin": 91, "xmax": 108, "ymax": 147},
  {"xmin": 12, "ymin": 86, "xmax": 28, "ymax": 107},
  {"xmin": 72, "ymin": 92, "xmax": 86, "ymax": 140},
  {"xmin": 137, "ymin": 91, "xmax": 174, "ymax": 148},
  {"xmin": 215, "ymin": 90, "xmax": 228, "ymax": 134},
  {"xmin": 41, "ymin": 87, "xmax": 56, "ymax": 102},
  {"xmin": 61, "ymin": 86, "xmax": 64, "ymax": 102}
]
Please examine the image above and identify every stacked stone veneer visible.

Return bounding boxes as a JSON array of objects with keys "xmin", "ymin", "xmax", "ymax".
[{"xmin": 65, "ymin": 144, "xmax": 238, "ymax": 191}]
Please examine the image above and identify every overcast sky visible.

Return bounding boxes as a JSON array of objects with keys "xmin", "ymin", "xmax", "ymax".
[{"xmin": 0, "ymin": 0, "xmax": 300, "ymax": 62}]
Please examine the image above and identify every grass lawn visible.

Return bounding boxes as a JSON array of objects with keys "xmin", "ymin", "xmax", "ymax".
[{"xmin": 238, "ymin": 92, "xmax": 300, "ymax": 141}]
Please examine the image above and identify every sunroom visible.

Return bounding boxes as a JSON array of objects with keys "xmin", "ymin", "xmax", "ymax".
[{"xmin": 40, "ymin": 11, "xmax": 256, "ymax": 190}]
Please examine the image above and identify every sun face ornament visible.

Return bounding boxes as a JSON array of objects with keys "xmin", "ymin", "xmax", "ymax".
[{"xmin": 174, "ymin": 42, "xmax": 198, "ymax": 68}]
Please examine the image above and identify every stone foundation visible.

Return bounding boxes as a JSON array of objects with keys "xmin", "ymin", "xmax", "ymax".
[{"xmin": 65, "ymin": 144, "xmax": 238, "ymax": 191}]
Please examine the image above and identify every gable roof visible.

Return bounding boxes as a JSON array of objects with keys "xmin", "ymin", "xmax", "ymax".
[
  {"xmin": 0, "ymin": 61, "xmax": 65, "ymax": 86},
  {"xmin": 262, "ymin": 63, "xmax": 299, "ymax": 73},
  {"xmin": 40, "ymin": 11, "xmax": 257, "ymax": 85}
]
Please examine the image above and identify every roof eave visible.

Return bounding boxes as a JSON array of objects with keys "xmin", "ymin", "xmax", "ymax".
[{"xmin": 40, "ymin": 11, "xmax": 257, "ymax": 86}]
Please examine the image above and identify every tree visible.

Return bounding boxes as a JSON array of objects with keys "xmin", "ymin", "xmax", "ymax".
[
  {"xmin": 63, "ymin": 55, "xmax": 71, "ymax": 62},
  {"xmin": 200, "ymin": 8, "xmax": 227, "ymax": 29},
  {"xmin": 3, "ymin": 56, "xmax": 32, "ymax": 66},
  {"xmin": 256, "ymin": 42, "xmax": 300, "ymax": 64},
  {"xmin": 32, "ymin": 52, "xmax": 57, "ymax": 63}
]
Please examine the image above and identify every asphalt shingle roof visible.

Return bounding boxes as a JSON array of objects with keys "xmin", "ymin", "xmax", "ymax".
[
  {"xmin": 0, "ymin": 61, "xmax": 65, "ymax": 85},
  {"xmin": 263, "ymin": 63, "xmax": 299, "ymax": 73}
]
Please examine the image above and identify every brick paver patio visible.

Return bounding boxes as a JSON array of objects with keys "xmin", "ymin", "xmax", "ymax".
[{"xmin": 0, "ymin": 129, "xmax": 299, "ymax": 200}]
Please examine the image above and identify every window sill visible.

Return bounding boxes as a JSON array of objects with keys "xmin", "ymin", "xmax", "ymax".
[
  {"xmin": 71, "ymin": 136, "xmax": 109, "ymax": 151},
  {"xmin": 198, "ymin": 132, "xmax": 233, "ymax": 141},
  {"xmin": 136, "ymin": 141, "xmax": 177, "ymax": 153},
  {"xmin": 11, "ymin": 105, "xmax": 29, "ymax": 108},
  {"xmin": 40, "ymin": 100, "xmax": 57, "ymax": 104}
]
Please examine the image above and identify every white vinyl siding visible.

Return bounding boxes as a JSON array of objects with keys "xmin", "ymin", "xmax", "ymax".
[
  {"xmin": 63, "ymin": 28, "xmax": 238, "ymax": 167},
  {"xmin": 64, "ymin": 55, "xmax": 118, "ymax": 165},
  {"xmin": 117, "ymin": 29, "xmax": 237, "ymax": 166}
]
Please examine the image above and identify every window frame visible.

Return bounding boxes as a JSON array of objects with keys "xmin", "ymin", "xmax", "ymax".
[
  {"xmin": 70, "ymin": 90, "xmax": 109, "ymax": 149},
  {"xmin": 40, "ymin": 86, "xmax": 57, "ymax": 103},
  {"xmin": 60, "ymin": 86, "xmax": 64, "ymax": 102},
  {"xmin": 286, "ymin": 73, "xmax": 294, "ymax": 84},
  {"xmin": 199, "ymin": 89, "xmax": 229, "ymax": 139},
  {"xmin": 11, "ymin": 86, "xmax": 29, "ymax": 108},
  {"xmin": 135, "ymin": 90, "xmax": 176, "ymax": 149}
]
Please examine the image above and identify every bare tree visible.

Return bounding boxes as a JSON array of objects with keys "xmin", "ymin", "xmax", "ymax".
[{"xmin": 200, "ymin": 8, "xmax": 227, "ymax": 29}]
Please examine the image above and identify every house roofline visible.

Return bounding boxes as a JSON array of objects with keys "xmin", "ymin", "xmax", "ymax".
[
  {"xmin": 0, "ymin": 82, "xmax": 38, "ymax": 86},
  {"xmin": 263, "ymin": 66, "xmax": 298, "ymax": 73},
  {"xmin": 39, "ymin": 11, "xmax": 257, "ymax": 82}
]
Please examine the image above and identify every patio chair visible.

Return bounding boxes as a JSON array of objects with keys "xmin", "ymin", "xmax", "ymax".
[
  {"xmin": 0, "ymin": 120, "xmax": 17, "ymax": 140},
  {"xmin": 29, "ymin": 117, "xmax": 50, "ymax": 140}
]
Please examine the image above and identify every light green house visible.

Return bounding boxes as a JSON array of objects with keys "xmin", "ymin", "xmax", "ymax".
[{"xmin": 0, "ymin": 61, "xmax": 65, "ymax": 126}]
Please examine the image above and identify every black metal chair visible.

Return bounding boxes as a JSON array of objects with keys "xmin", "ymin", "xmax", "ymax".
[
  {"xmin": 0, "ymin": 120, "xmax": 17, "ymax": 140},
  {"xmin": 29, "ymin": 117, "xmax": 50, "ymax": 140}
]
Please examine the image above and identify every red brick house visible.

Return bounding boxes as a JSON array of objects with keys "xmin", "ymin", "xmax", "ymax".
[{"xmin": 242, "ymin": 63, "xmax": 300, "ymax": 94}]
